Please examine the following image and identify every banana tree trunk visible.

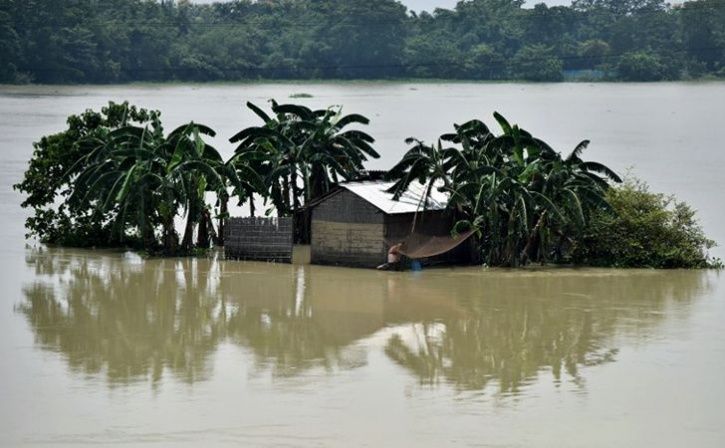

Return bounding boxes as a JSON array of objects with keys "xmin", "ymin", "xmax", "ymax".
[
  {"xmin": 303, "ymin": 164, "xmax": 313, "ymax": 203},
  {"xmin": 291, "ymin": 168, "xmax": 300, "ymax": 213},
  {"xmin": 310, "ymin": 164, "xmax": 327, "ymax": 201},
  {"xmin": 217, "ymin": 194, "xmax": 228, "ymax": 246},
  {"xmin": 282, "ymin": 177, "xmax": 291, "ymax": 214},
  {"xmin": 520, "ymin": 211, "xmax": 547, "ymax": 266},
  {"xmin": 197, "ymin": 208, "xmax": 211, "ymax": 248},
  {"xmin": 182, "ymin": 217, "xmax": 194, "ymax": 250},
  {"xmin": 182, "ymin": 199, "xmax": 197, "ymax": 250},
  {"xmin": 142, "ymin": 223, "xmax": 155, "ymax": 251},
  {"xmin": 207, "ymin": 213, "xmax": 218, "ymax": 246},
  {"xmin": 162, "ymin": 216, "xmax": 178, "ymax": 255},
  {"xmin": 503, "ymin": 212, "xmax": 518, "ymax": 267},
  {"xmin": 139, "ymin": 199, "xmax": 156, "ymax": 251}
]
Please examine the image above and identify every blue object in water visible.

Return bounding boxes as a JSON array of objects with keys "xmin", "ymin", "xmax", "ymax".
[{"xmin": 411, "ymin": 260, "xmax": 423, "ymax": 272}]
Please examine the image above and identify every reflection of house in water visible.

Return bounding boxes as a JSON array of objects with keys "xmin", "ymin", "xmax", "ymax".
[
  {"xmin": 18, "ymin": 247, "xmax": 713, "ymax": 393},
  {"xmin": 217, "ymin": 263, "xmax": 388, "ymax": 374},
  {"xmin": 307, "ymin": 180, "xmax": 475, "ymax": 268},
  {"xmin": 216, "ymin": 262, "xmax": 468, "ymax": 376}
]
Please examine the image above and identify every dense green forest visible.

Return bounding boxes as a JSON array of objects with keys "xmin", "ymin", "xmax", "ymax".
[{"xmin": 1, "ymin": 0, "xmax": 724, "ymax": 83}]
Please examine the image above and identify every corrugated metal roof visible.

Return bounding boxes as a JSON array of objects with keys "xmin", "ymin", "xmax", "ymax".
[{"xmin": 341, "ymin": 180, "xmax": 448, "ymax": 215}]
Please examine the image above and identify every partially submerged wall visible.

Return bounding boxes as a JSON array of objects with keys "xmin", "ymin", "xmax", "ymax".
[
  {"xmin": 224, "ymin": 217, "xmax": 293, "ymax": 263},
  {"xmin": 311, "ymin": 190, "xmax": 385, "ymax": 267}
]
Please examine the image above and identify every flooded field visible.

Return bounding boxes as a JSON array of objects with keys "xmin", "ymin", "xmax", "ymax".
[{"xmin": 1, "ymin": 82, "xmax": 724, "ymax": 446}]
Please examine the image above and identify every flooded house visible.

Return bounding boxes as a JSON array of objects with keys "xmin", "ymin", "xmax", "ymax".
[{"xmin": 308, "ymin": 180, "xmax": 475, "ymax": 268}]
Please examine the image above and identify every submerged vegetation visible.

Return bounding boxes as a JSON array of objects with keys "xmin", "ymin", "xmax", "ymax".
[
  {"xmin": 15, "ymin": 99, "xmax": 719, "ymax": 268},
  {"xmin": 386, "ymin": 115, "xmax": 719, "ymax": 268},
  {"xmin": 13, "ymin": 101, "xmax": 258, "ymax": 254},
  {"xmin": 20, "ymin": 246, "xmax": 712, "ymax": 387},
  {"xmin": 386, "ymin": 114, "xmax": 623, "ymax": 267},
  {"xmin": 1, "ymin": 0, "xmax": 724, "ymax": 84},
  {"xmin": 14, "ymin": 100, "xmax": 378, "ymax": 255},
  {"xmin": 573, "ymin": 178, "xmax": 720, "ymax": 268}
]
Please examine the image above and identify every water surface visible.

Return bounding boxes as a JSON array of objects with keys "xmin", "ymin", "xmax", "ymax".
[{"xmin": 1, "ymin": 82, "xmax": 724, "ymax": 447}]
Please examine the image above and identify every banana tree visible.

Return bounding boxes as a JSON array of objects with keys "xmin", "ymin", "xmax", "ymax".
[
  {"xmin": 165, "ymin": 123, "xmax": 226, "ymax": 250},
  {"xmin": 68, "ymin": 123, "xmax": 168, "ymax": 250},
  {"xmin": 298, "ymin": 106, "xmax": 378, "ymax": 201},
  {"xmin": 396, "ymin": 112, "xmax": 621, "ymax": 266},
  {"xmin": 230, "ymin": 101, "xmax": 300, "ymax": 215},
  {"xmin": 231, "ymin": 100, "xmax": 377, "ymax": 217}
]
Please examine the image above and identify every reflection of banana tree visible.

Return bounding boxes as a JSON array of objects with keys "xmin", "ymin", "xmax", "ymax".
[
  {"xmin": 19, "ymin": 248, "xmax": 712, "ymax": 390},
  {"xmin": 386, "ymin": 309, "xmax": 617, "ymax": 392},
  {"xmin": 227, "ymin": 306, "xmax": 348, "ymax": 376},
  {"xmin": 220, "ymin": 266, "xmax": 371, "ymax": 377},
  {"xmin": 18, "ymin": 249, "xmax": 372, "ymax": 384},
  {"xmin": 18, "ymin": 252, "xmax": 227, "ymax": 385},
  {"xmin": 384, "ymin": 271, "xmax": 710, "ymax": 393}
]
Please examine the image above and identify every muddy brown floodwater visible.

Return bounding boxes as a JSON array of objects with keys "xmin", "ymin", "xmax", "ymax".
[{"xmin": 1, "ymin": 83, "xmax": 724, "ymax": 447}]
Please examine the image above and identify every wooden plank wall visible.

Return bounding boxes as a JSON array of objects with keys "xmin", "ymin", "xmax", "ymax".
[{"xmin": 224, "ymin": 217, "xmax": 293, "ymax": 263}]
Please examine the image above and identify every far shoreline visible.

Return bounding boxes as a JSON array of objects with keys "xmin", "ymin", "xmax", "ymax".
[{"xmin": 2, "ymin": 78, "xmax": 725, "ymax": 89}]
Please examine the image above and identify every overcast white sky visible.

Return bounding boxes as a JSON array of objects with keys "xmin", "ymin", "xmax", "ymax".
[
  {"xmin": 400, "ymin": 0, "xmax": 573, "ymax": 11},
  {"xmin": 190, "ymin": 1, "xmax": 574, "ymax": 12},
  {"xmin": 394, "ymin": 1, "xmax": 572, "ymax": 11}
]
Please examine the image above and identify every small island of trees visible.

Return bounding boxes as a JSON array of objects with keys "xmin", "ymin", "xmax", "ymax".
[{"xmin": 14, "ymin": 100, "xmax": 720, "ymax": 269}]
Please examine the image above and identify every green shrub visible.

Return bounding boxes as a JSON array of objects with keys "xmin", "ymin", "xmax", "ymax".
[
  {"xmin": 573, "ymin": 179, "xmax": 720, "ymax": 268},
  {"xmin": 13, "ymin": 102, "xmax": 160, "ymax": 247},
  {"xmin": 617, "ymin": 51, "xmax": 666, "ymax": 81},
  {"xmin": 510, "ymin": 45, "xmax": 564, "ymax": 82}
]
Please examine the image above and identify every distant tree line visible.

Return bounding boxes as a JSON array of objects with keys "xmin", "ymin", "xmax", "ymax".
[{"xmin": 1, "ymin": 0, "xmax": 724, "ymax": 83}]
